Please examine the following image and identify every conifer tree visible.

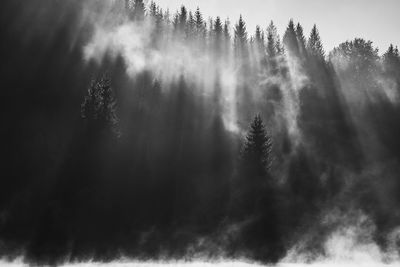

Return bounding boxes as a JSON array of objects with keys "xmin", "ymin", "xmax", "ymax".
[
  {"xmin": 81, "ymin": 73, "xmax": 118, "ymax": 133},
  {"xmin": 254, "ymin": 25, "xmax": 264, "ymax": 54},
  {"xmin": 213, "ymin": 16, "xmax": 224, "ymax": 55},
  {"xmin": 283, "ymin": 19, "xmax": 299, "ymax": 57},
  {"xmin": 307, "ymin": 24, "xmax": 325, "ymax": 59},
  {"xmin": 132, "ymin": 0, "xmax": 145, "ymax": 21},
  {"xmin": 187, "ymin": 11, "xmax": 195, "ymax": 37},
  {"xmin": 223, "ymin": 19, "xmax": 231, "ymax": 44},
  {"xmin": 266, "ymin": 21, "xmax": 283, "ymax": 56},
  {"xmin": 223, "ymin": 19, "xmax": 230, "ymax": 38},
  {"xmin": 149, "ymin": 1, "xmax": 157, "ymax": 17},
  {"xmin": 234, "ymin": 15, "xmax": 248, "ymax": 59},
  {"xmin": 241, "ymin": 115, "xmax": 272, "ymax": 176},
  {"xmin": 296, "ymin": 23, "xmax": 307, "ymax": 57},
  {"xmin": 194, "ymin": 7, "xmax": 203, "ymax": 33},
  {"xmin": 178, "ymin": 5, "xmax": 187, "ymax": 31},
  {"xmin": 214, "ymin": 17, "xmax": 223, "ymax": 41},
  {"xmin": 266, "ymin": 21, "xmax": 277, "ymax": 58}
]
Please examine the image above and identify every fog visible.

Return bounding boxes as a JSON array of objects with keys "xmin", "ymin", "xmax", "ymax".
[{"xmin": 1, "ymin": 0, "xmax": 400, "ymax": 266}]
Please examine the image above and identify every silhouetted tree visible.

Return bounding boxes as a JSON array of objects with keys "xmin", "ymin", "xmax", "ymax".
[
  {"xmin": 296, "ymin": 23, "xmax": 307, "ymax": 58},
  {"xmin": 234, "ymin": 15, "xmax": 248, "ymax": 60},
  {"xmin": 81, "ymin": 73, "xmax": 118, "ymax": 134},
  {"xmin": 187, "ymin": 11, "xmax": 195, "ymax": 37},
  {"xmin": 241, "ymin": 114, "xmax": 272, "ymax": 177},
  {"xmin": 178, "ymin": 5, "xmax": 187, "ymax": 31},
  {"xmin": 254, "ymin": 25, "xmax": 265, "ymax": 55},
  {"xmin": 212, "ymin": 16, "xmax": 223, "ymax": 54},
  {"xmin": 266, "ymin": 21, "xmax": 280, "ymax": 57},
  {"xmin": 307, "ymin": 24, "xmax": 325, "ymax": 59},
  {"xmin": 223, "ymin": 19, "xmax": 231, "ymax": 56},
  {"xmin": 194, "ymin": 7, "xmax": 206, "ymax": 37},
  {"xmin": 283, "ymin": 19, "xmax": 299, "ymax": 57}
]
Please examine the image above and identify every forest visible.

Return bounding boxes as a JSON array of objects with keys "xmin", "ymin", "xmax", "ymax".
[{"xmin": 1, "ymin": 0, "xmax": 400, "ymax": 265}]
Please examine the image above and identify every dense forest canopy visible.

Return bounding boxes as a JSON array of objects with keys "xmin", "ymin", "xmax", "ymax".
[{"xmin": 1, "ymin": 0, "xmax": 400, "ymax": 265}]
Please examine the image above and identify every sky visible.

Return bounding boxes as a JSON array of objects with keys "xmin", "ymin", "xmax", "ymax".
[{"xmin": 156, "ymin": 0, "xmax": 400, "ymax": 54}]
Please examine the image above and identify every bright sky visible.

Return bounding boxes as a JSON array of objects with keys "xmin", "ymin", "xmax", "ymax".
[{"xmin": 156, "ymin": 0, "xmax": 400, "ymax": 54}]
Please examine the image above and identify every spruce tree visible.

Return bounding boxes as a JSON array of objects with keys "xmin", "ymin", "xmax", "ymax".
[
  {"xmin": 149, "ymin": 1, "xmax": 157, "ymax": 17},
  {"xmin": 234, "ymin": 15, "xmax": 248, "ymax": 59},
  {"xmin": 296, "ymin": 23, "xmax": 307, "ymax": 57},
  {"xmin": 223, "ymin": 19, "xmax": 231, "ymax": 44},
  {"xmin": 266, "ymin": 21, "xmax": 277, "ymax": 58},
  {"xmin": 241, "ymin": 115, "xmax": 272, "ymax": 176},
  {"xmin": 254, "ymin": 25, "xmax": 264, "ymax": 54},
  {"xmin": 222, "ymin": 19, "xmax": 231, "ymax": 56},
  {"xmin": 195, "ymin": 7, "xmax": 205, "ymax": 37},
  {"xmin": 214, "ymin": 17, "xmax": 223, "ymax": 40},
  {"xmin": 213, "ymin": 17, "xmax": 224, "ymax": 55},
  {"xmin": 283, "ymin": 19, "xmax": 299, "ymax": 57},
  {"xmin": 81, "ymin": 73, "xmax": 118, "ymax": 133},
  {"xmin": 132, "ymin": 0, "xmax": 145, "ymax": 21},
  {"xmin": 178, "ymin": 5, "xmax": 187, "ymax": 31},
  {"xmin": 307, "ymin": 24, "xmax": 325, "ymax": 59},
  {"xmin": 187, "ymin": 11, "xmax": 195, "ymax": 37},
  {"xmin": 267, "ymin": 21, "xmax": 283, "ymax": 56}
]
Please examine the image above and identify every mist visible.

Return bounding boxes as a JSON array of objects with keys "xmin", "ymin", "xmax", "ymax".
[{"xmin": 1, "ymin": 0, "xmax": 400, "ymax": 266}]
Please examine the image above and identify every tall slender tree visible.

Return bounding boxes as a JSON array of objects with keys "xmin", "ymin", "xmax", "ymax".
[
  {"xmin": 307, "ymin": 24, "xmax": 325, "ymax": 59},
  {"xmin": 266, "ymin": 21, "xmax": 278, "ymax": 58},
  {"xmin": 254, "ymin": 25, "xmax": 265, "ymax": 54},
  {"xmin": 283, "ymin": 19, "xmax": 299, "ymax": 57},
  {"xmin": 234, "ymin": 15, "xmax": 248, "ymax": 59},
  {"xmin": 296, "ymin": 23, "xmax": 307, "ymax": 58},
  {"xmin": 212, "ymin": 16, "xmax": 224, "ymax": 56}
]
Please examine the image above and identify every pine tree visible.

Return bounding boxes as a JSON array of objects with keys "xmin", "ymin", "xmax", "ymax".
[
  {"xmin": 283, "ymin": 19, "xmax": 299, "ymax": 57},
  {"xmin": 132, "ymin": 0, "xmax": 145, "ymax": 21},
  {"xmin": 234, "ymin": 15, "xmax": 248, "ymax": 58},
  {"xmin": 179, "ymin": 5, "xmax": 187, "ymax": 31},
  {"xmin": 187, "ymin": 11, "xmax": 195, "ymax": 38},
  {"xmin": 194, "ymin": 7, "xmax": 206, "ymax": 39},
  {"xmin": 213, "ymin": 16, "xmax": 224, "ymax": 55},
  {"xmin": 266, "ymin": 21, "xmax": 277, "ymax": 58},
  {"xmin": 307, "ymin": 24, "xmax": 325, "ymax": 59},
  {"xmin": 223, "ymin": 19, "xmax": 231, "ymax": 44},
  {"xmin": 296, "ymin": 23, "xmax": 307, "ymax": 57},
  {"xmin": 81, "ymin": 73, "xmax": 118, "ymax": 133},
  {"xmin": 149, "ymin": 2, "xmax": 163, "ymax": 39},
  {"xmin": 149, "ymin": 1, "xmax": 157, "ymax": 17},
  {"xmin": 266, "ymin": 21, "xmax": 283, "ymax": 56},
  {"xmin": 222, "ymin": 19, "xmax": 231, "ymax": 56},
  {"xmin": 241, "ymin": 115, "xmax": 272, "ymax": 176},
  {"xmin": 254, "ymin": 25, "xmax": 264, "ymax": 53},
  {"xmin": 214, "ymin": 17, "xmax": 223, "ymax": 41}
]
